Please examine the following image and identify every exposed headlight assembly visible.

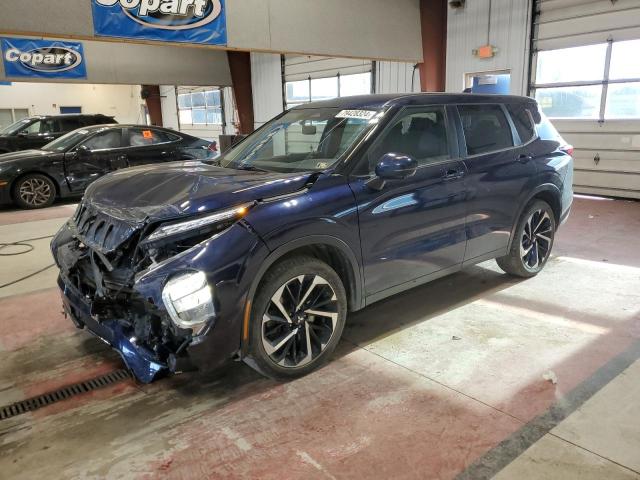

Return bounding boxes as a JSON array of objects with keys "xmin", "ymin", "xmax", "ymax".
[
  {"xmin": 146, "ymin": 203, "xmax": 253, "ymax": 243},
  {"xmin": 162, "ymin": 271, "xmax": 214, "ymax": 334}
]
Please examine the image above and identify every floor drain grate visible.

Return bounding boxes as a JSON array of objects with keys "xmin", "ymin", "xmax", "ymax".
[{"xmin": 0, "ymin": 369, "xmax": 131, "ymax": 421}]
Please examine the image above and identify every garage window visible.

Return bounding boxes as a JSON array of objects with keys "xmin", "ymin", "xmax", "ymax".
[
  {"xmin": 177, "ymin": 88, "xmax": 222, "ymax": 125},
  {"xmin": 532, "ymin": 39, "xmax": 640, "ymax": 120},
  {"xmin": 285, "ymin": 72, "xmax": 372, "ymax": 109}
]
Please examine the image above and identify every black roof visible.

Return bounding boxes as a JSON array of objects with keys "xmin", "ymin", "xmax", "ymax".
[
  {"xmin": 291, "ymin": 93, "xmax": 536, "ymax": 110},
  {"xmin": 31, "ymin": 113, "xmax": 115, "ymax": 119}
]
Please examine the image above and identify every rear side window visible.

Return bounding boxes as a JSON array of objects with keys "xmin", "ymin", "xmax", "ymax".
[
  {"xmin": 458, "ymin": 105, "xmax": 514, "ymax": 155},
  {"xmin": 58, "ymin": 118, "xmax": 82, "ymax": 132},
  {"xmin": 41, "ymin": 118, "xmax": 61, "ymax": 133},
  {"xmin": 128, "ymin": 128, "xmax": 178, "ymax": 147},
  {"xmin": 506, "ymin": 104, "xmax": 536, "ymax": 144}
]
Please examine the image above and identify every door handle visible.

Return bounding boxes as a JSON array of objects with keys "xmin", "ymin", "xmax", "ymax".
[
  {"xmin": 44, "ymin": 136, "xmax": 54, "ymax": 141},
  {"xmin": 518, "ymin": 154, "xmax": 532, "ymax": 163},
  {"xmin": 442, "ymin": 167, "xmax": 464, "ymax": 180}
]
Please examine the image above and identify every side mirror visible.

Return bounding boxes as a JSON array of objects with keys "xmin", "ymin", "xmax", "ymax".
[
  {"xmin": 17, "ymin": 131, "xmax": 28, "ymax": 137},
  {"xmin": 367, "ymin": 153, "xmax": 418, "ymax": 190},
  {"xmin": 76, "ymin": 145, "xmax": 91, "ymax": 158},
  {"xmin": 301, "ymin": 122, "xmax": 317, "ymax": 135}
]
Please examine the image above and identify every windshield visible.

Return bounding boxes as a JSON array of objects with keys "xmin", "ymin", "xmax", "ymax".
[
  {"xmin": 1, "ymin": 118, "xmax": 34, "ymax": 135},
  {"xmin": 42, "ymin": 129, "xmax": 90, "ymax": 152},
  {"xmin": 219, "ymin": 107, "xmax": 381, "ymax": 173}
]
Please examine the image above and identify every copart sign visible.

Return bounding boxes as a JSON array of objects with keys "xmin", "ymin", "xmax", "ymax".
[
  {"xmin": 1, "ymin": 37, "xmax": 87, "ymax": 79},
  {"xmin": 92, "ymin": 0, "xmax": 227, "ymax": 45}
]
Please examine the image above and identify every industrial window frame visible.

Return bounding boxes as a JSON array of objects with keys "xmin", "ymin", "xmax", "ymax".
[
  {"xmin": 531, "ymin": 39, "xmax": 640, "ymax": 121},
  {"xmin": 177, "ymin": 87, "xmax": 224, "ymax": 126},
  {"xmin": 284, "ymin": 72, "xmax": 373, "ymax": 110}
]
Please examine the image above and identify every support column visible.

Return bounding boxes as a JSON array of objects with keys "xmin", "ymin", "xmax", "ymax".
[
  {"xmin": 227, "ymin": 51, "xmax": 254, "ymax": 135},
  {"xmin": 418, "ymin": 0, "xmax": 447, "ymax": 92},
  {"xmin": 141, "ymin": 85, "xmax": 163, "ymax": 126}
]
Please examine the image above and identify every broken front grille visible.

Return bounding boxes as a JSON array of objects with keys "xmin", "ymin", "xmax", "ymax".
[{"xmin": 73, "ymin": 203, "xmax": 141, "ymax": 254}]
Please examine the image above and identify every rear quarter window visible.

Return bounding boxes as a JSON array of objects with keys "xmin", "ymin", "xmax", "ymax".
[
  {"xmin": 536, "ymin": 113, "xmax": 564, "ymax": 142},
  {"xmin": 506, "ymin": 103, "xmax": 536, "ymax": 144}
]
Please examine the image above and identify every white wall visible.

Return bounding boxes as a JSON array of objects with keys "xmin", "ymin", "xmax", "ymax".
[
  {"xmin": 446, "ymin": 0, "xmax": 532, "ymax": 95},
  {"xmin": 251, "ymin": 53, "xmax": 284, "ymax": 130},
  {"xmin": 0, "ymin": 82, "xmax": 145, "ymax": 123},
  {"xmin": 375, "ymin": 61, "xmax": 421, "ymax": 94}
]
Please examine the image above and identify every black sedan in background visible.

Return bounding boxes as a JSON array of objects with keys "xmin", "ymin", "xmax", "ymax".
[{"xmin": 0, "ymin": 125, "xmax": 218, "ymax": 209}]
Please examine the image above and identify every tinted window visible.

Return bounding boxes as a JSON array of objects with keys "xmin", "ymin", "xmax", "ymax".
[
  {"xmin": 59, "ymin": 118, "xmax": 82, "ymax": 132},
  {"xmin": 459, "ymin": 105, "xmax": 514, "ymax": 155},
  {"xmin": 128, "ymin": 128, "xmax": 177, "ymax": 147},
  {"xmin": 506, "ymin": 104, "xmax": 536, "ymax": 144},
  {"xmin": 41, "ymin": 118, "xmax": 60, "ymax": 133},
  {"xmin": 82, "ymin": 130, "xmax": 122, "ymax": 150},
  {"xmin": 367, "ymin": 107, "xmax": 450, "ymax": 171},
  {"xmin": 535, "ymin": 113, "xmax": 563, "ymax": 142}
]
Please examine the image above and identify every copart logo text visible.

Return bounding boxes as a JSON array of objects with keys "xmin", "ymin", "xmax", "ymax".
[
  {"xmin": 4, "ymin": 47, "xmax": 82, "ymax": 72},
  {"xmin": 96, "ymin": 0, "xmax": 223, "ymax": 30}
]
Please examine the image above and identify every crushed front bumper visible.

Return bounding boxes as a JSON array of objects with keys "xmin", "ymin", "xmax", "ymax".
[{"xmin": 58, "ymin": 274, "xmax": 166, "ymax": 383}]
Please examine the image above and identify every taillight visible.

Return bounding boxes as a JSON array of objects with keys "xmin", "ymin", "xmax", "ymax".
[
  {"xmin": 561, "ymin": 144, "xmax": 574, "ymax": 156},
  {"xmin": 208, "ymin": 141, "xmax": 218, "ymax": 152}
]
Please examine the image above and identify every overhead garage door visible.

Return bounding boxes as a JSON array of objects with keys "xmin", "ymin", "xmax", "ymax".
[
  {"xmin": 284, "ymin": 55, "xmax": 373, "ymax": 108},
  {"xmin": 531, "ymin": 0, "xmax": 640, "ymax": 198}
]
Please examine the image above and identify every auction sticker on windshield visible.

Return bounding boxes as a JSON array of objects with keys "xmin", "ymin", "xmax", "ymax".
[{"xmin": 335, "ymin": 110, "xmax": 377, "ymax": 120}]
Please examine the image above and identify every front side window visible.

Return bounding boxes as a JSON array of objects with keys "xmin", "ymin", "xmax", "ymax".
[
  {"xmin": 506, "ymin": 103, "xmax": 536, "ymax": 144},
  {"xmin": 459, "ymin": 105, "xmax": 514, "ymax": 155},
  {"xmin": 24, "ymin": 120, "xmax": 42, "ymax": 134},
  {"xmin": 365, "ymin": 107, "xmax": 450, "ymax": 173},
  {"xmin": 82, "ymin": 130, "xmax": 122, "ymax": 150},
  {"xmin": 220, "ymin": 107, "xmax": 378, "ymax": 173}
]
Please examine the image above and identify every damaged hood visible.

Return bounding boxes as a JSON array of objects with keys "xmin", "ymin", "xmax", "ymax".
[{"xmin": 83, "ymin": 161, "xmax": 313, "ymax": 223}]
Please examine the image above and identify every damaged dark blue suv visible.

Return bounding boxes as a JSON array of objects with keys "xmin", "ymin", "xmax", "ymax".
[{"xmin": 51, "ymin": 94, "xmax": 573, "ymax": 383}]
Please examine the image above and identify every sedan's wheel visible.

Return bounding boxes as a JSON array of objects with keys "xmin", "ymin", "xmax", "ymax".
[
  {"xmin": 12, "ymin": 174, "xmax": 56, "ymax": 209},
  {"xmin": 497, "ymin": 200, "xmax": 556, "ymax": 278},
  {"xmin": 246, "ymin": 256, "xmax": 347, "ymax": 379}
]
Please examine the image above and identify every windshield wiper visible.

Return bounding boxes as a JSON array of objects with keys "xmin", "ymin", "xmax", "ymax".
[{"xmin": 235, "ymin": 164, "xmax": 269, "ymax": 172}]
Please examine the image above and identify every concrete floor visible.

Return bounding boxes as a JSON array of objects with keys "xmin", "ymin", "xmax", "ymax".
[{"xmin": 0, "ymin": 196, "xmax": 639, "ymax": 479}]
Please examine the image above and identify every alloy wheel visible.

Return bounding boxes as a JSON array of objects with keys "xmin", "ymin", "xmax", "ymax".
[
  {"xmin": 261, "ymin": 274, "xmax": 339, "ymax": 368},
  {"xmin": 19, "ymin": 178, "xmax": 52, "ymax": 207},
  {"xmin": 520, "ymin": 209, "xmax": 553, "ymax": 271}
]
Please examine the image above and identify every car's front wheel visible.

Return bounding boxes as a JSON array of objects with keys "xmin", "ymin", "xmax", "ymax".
[
  {"xmin": 497, "ymin": 200, "xmax": 556, "ymax": 278},
  {"xmin": 12, "ymin": 173, "xmax": 56, "ymax": 209},
  {"xmin": 245, "ymin": 256, "xmax": 347, "ymax": 380}
]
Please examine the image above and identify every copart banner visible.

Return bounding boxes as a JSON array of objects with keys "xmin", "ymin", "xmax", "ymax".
[
  {"xmin": 92, "ymin": 0, "xmax": 227, "ymax": 45},
  {"xmin": 1, "ymin": 37, "xmax": 87, "ymax": 79}
]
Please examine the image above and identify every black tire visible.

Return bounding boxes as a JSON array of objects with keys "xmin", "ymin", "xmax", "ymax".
[
  {"xmin": 244, "ymin": 255, "xmax": 347, "ymax": 380},
  {"xmin": 11, "ymin": 173, "xmax": 56, "ymax": 209},
  {"xmin": 497, "ymin": 200, "xmax": 556, "ymax": 278}
]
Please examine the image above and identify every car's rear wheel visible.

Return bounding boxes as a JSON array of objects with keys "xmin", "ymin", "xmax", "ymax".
[
  {"xmin": 496, "ymin": 200, "xmax": 556, "ymax": 278},
  {"xmin": 12, "ymin": 173, "xmax": 56, "ymax": 209},
  {"xmin": 245, "ymin": 256, "xmax": 347, "ymax": 380}
]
